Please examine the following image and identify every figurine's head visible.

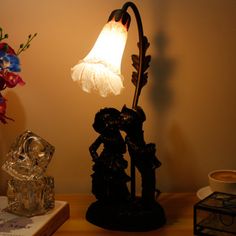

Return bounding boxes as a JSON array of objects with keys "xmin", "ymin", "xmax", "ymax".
[
  {"xmin": 120, "ymin": 105, "xmax": 146, "ymax": 132},
  {"xmin": 2, "ymin": 130, "xmax": 55, "ymax": 180},
  {"xmin": 93, "ymin": 107, "xmax": 120, "ymax": 134}
]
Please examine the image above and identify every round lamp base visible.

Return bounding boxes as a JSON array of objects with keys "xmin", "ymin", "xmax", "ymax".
[{"xmin": 86, "ymin": 197, "xmax": 166, "ymax": 232}]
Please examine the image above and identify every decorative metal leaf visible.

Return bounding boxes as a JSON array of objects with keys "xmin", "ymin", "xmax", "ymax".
[
  {"xmin": 138, "ymin": 72, "xmax": 148, "ymax": 90},
  {"xmin": 132, "ymin": 54, "xmax": 139, "ymax": 64},
  {"xmin": 143, "ymin": 55, "xmax": 151, "ymax": 72},
  {"xmin": 131, "ymin": 72, "xmax": 138, "ymax": 86},
  {"xmin": 137, "ymin": 36, "xmax": 150, "ymax": 53},
  {"xmin": 131, "ymin": 35, "xmax": 151, "ymax": 108},
  {"xmin": 143, "ymin": 36, "xmax": 150, "ymax": 52},
  {"xmin": 132, "ymin": 54, "xmax": 139, "ymax": 71}
]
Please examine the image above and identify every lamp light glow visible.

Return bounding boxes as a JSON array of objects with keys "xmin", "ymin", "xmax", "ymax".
[
  {"xmin": 72, "ymin": 2, "xmax": 166, "ymax": 231},
  {"xmin": 71, "ymin": 20, "xmax": 128, "ymax": 97}
]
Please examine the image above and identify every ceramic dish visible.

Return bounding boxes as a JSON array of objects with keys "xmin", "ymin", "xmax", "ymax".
[{"xmin": 196, "ymin": 186, "xmax": 213, "ymax": 200}]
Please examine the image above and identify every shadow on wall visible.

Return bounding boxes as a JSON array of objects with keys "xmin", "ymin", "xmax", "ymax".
[
  {"xmin": 150, "ymin": 30, "xmax": 175, "ymax": 114},
  {"xmin": 150, "ymin": 31, "xmax": 198, "ymax": 191},
  {"xmin": 0, "ymin": 91, "xmax": 26, "ymax": 194},
  {"xmin": 164, "ymin": 123, "xmax": 198, "ymax": 191}
]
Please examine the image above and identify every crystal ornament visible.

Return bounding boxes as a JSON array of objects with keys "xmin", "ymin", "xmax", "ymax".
[
  {"xmin": 2, "ymin": 130, "xmax": 55, "ymax": 181},
  {"xmin": 2, "ymin": 130, "xmax": 55, "ymax": 217},
  {"xmin": 6, "ymin": 176, "xmax": 55, "ymax": 217}
]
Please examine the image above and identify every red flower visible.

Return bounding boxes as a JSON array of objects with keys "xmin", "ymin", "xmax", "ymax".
[
  {"xmin": 0, "ymin": 71, "xmax": 25, "ymax": 88},
  {"xmin": 0, "ymin": 42, "xmax": 16, "ymax": 55},
  {"xmin": 0, "ymin": 94, "xmax": 14, "ymax": 124},
  {"xmin": 0, "ymin": 42, "xmax": 24, "ymax": 123},
  {"xmin": 0, "ymin": 29, "xmax": 36, "ymax": 124}
]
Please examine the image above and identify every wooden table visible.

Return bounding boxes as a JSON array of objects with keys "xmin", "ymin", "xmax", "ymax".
[{"xmin": 54, "ymin": 193, "xmax": 198, "ymax": 236}]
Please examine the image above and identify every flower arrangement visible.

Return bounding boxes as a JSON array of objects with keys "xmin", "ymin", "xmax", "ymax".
[{"xmin": 0, "ymin": 27, "xmax": 36, "ymax": 124}]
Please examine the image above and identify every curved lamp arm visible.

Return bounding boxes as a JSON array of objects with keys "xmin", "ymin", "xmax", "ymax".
[
  {"xmin": 122, "ymin": 2, "xmax": 151, "ymax": 110},
  {"xmin": 121, "ymin": 2, "xmax": 151, "ymax": 199}
]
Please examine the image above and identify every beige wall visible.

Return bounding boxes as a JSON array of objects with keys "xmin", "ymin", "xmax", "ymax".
[{"xmin": 0, "ymin": 0, "xmax": 235, "ymax": 194}]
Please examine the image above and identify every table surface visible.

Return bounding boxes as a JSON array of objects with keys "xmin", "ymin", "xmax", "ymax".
[{"xmin": 54, "ymin": 193, "xmax": 198, "ymax": 236}]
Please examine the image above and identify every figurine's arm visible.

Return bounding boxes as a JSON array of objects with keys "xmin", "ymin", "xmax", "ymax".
[
  {"xmin": 125, "ymin": 136, "xmax": 143, "ymax": 153},
  {"xmin": 126, "ymin": 137, "xmax": 161, "ymax": 170},
  {"xmin": 89, "ymin": 136, "xmax": 103, "ymax": 161}
]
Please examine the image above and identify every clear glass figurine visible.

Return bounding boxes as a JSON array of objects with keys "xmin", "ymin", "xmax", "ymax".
[{"xmin": 2, "ymin": 130, "xmax": 55, "ymax": 216}]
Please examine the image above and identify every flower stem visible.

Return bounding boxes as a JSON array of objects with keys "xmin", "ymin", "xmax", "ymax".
[
  {"xmin": 17, "ymin": 33, "xmax": 37, "ymax": 55},
  {"xmin": 0, "ymin": 27, "xmax": 8, "ymax": 42}
]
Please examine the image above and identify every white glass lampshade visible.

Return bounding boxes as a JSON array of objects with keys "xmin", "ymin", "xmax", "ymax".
[{"xmin": 71, "ymin": 20, "xmax": 128, "ymax": 97}]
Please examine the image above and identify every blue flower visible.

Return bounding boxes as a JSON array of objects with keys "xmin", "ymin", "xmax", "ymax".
[
  {"xmin": 0, "ymin": 43, "xmax": 21, "ymax": 72},
  {"xmin": 1, "ymin": 54, "xmax": 21, "ymax": 72}
]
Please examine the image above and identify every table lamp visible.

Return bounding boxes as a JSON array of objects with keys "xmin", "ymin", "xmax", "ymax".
[{"xmin": 71, "ymin": 1, "xmax": 166, "ymax": 231}]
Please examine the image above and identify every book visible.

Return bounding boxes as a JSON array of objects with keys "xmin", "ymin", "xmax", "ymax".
[{"xmin": 0, "ymin": 196, "xmax": 69, "ymax": 236}]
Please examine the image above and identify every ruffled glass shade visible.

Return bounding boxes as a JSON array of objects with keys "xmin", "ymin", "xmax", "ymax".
[{"xmin": 71, "ymin": 20, "xmax": 128, "ymax": 97}]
